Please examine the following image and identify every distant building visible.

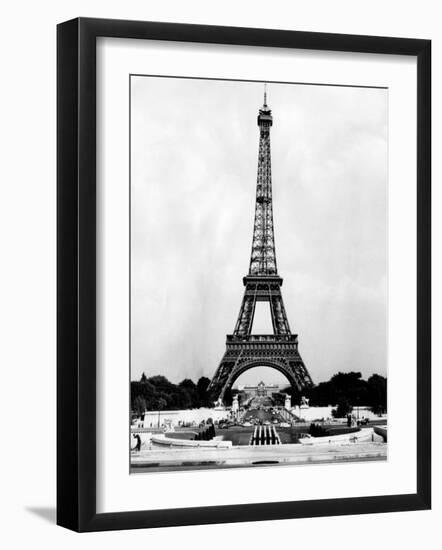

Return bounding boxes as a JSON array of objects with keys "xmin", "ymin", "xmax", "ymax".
[{"xmin": 237, "ymin": 381, "xmax": 280, "ymax": 398}]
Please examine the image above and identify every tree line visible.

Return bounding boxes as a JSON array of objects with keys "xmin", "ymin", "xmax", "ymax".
[
  {"xmin": 131, "ymin": 374, "xmax": 213, "ymax": 416},
  {"xmin": 131, "ymin": 371, "xmax": 387, "ymax": 416},
  {"xmin": 284, "ymin": 371, "xmax": 387, "ymax": 415}
]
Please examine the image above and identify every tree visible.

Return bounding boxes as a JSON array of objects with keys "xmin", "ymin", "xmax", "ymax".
[
  {"xmin": 303, "ymin": 380, "xmax": 339, "ymax": 407},
  {"xmin": 302, "ymin": 371, "xmax": 376, "ymax": 407},
  {"xmin": 271, "ymin": 392, "xmax": 286, "ymax": 407},
  {"xmin": 331, "ymin": 398, "xmax": 352, "ymax": 418},
  {"xmin": 131, "ymin": 374, "xmax": 215, "ymax": 412},
  {"xmin": 179, "ymin": 378, "xmax": 197, "ymax": 391},
  {"xmin": 147, "ymin": 376, "xmax": 185, "ymax": 409},
  {"xmin": 133, "ymin": 395, "xmax": 147, "ymax": 416},
  {"xmin": 148, "ymin": 375, "xmax": 173, "ymax": 388},
  {"xmin": 196, "ymin": 376, "xmax": 213, "ymax": 408},
  {"xmin": 370, "ymin": 403, "xmax": 385, "ymax": 416},
  {"xmin": 367, "ymin": 374, "xmax": 387, "ymax": 414},
  {"xmin": 196, "ymin": 376, "xmax": 211, "ymax": 393},
  {"xmin": 157, "ymin": 397, "xmax": 167, "ymax": 410},
  {"xmin": 179, "ymin": 379, "xmax": 198, "ymax": 408},
  {"xmin": 131, "ymin": 379, "xmax": 156, "ymax": 410}
]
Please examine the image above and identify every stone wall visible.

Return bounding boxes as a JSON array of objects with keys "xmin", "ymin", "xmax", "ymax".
[
  {"xmin": 141, "ymin": 407, "xmax": 230, "ymax": 428},
  {"xmin": 293, "ymin": 405, "xmax": 387, "ymax": 422}
]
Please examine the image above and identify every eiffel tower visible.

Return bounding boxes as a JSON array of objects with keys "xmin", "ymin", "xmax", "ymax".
[{"xmin": 209, "ymin": 86, "xmax": 313, "ymax": 404}]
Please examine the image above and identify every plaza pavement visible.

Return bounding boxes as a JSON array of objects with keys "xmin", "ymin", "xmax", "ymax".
[{"xmin": 131, "ymin": 440, "xmax": 387, "ymax": 472}]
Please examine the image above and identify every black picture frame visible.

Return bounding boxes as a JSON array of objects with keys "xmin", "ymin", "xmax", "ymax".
[{"xmin": 57, "ymin": 17, "xmax": 431, "ymax": 532}]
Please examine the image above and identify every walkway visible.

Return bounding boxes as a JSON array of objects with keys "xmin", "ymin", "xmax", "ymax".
[{"xmin": 131, "ymin": 441, "xmax": 387, "ymax": 472}]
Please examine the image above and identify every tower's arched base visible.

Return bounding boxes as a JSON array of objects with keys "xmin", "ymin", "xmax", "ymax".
[{"xmin": 209, "ymin": 334, "xmax": 313, "ymax": 404}]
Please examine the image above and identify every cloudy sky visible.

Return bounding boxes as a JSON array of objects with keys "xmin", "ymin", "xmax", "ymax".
[{"xmin": 130, "ymin": 76, "xmax": 387, "ymax": 386}]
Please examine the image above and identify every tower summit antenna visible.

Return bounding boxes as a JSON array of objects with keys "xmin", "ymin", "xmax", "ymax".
[{"xmin": 264, "ymin": 83, "xmax": 267, "ymax": 106}]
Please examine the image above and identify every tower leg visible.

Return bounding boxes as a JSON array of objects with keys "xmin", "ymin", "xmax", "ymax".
[{"xmin": 209, "ymin": 339, "xmax": 313, "ymax": 404}]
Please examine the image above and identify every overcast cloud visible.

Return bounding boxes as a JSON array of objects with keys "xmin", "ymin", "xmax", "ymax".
[{"xmin": 130, "ymin": 77, "xmax": 387, "ymax": 385}]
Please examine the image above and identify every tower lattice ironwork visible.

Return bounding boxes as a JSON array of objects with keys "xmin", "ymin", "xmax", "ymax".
[{"xmin": 209, "ymin": 87, "xmax": 313, "ymax": 403}]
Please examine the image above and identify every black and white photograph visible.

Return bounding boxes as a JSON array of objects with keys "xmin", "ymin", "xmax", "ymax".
[
  {"xmin": 0, "ymin": 0, "xmax": 434, "ymax": 541},
  {"xmin": 130, "ymin": 76, "xmax": 388, "ymax": 472}
]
